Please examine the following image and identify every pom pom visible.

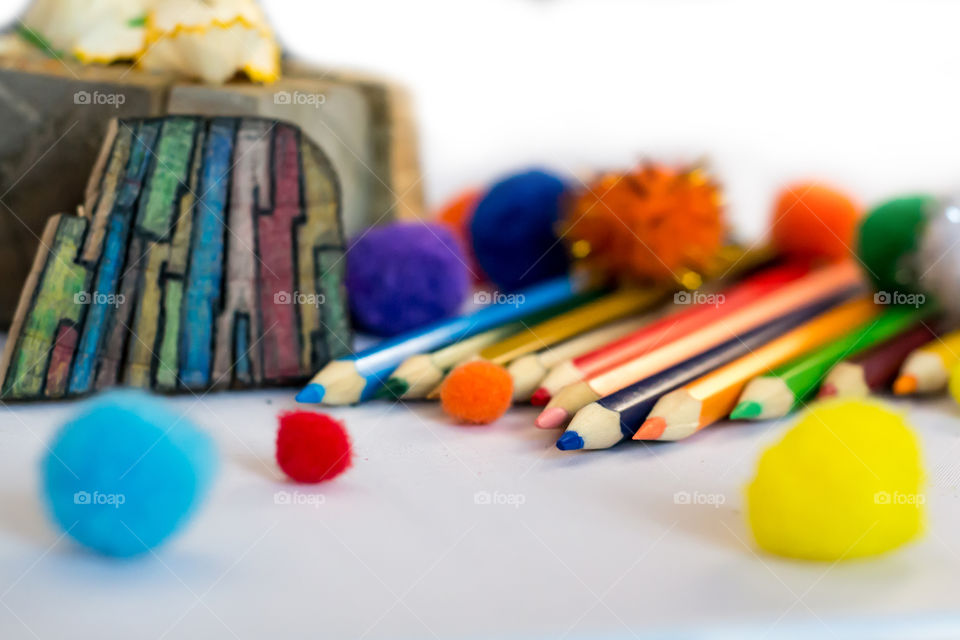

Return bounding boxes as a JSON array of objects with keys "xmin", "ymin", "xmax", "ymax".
[
  {"xmin": 276, "ymin": 411, "xmax": 353, "ymax": 483},
  {"xmin": 746, "ymin": 399, "xmax": 924, "ymax": 561},
  {"xmin": 470, "ymin": 169, "xmax": 570, "ymax": 291},
  {"xmin": 915, "ymin": 196, "xmax": 960, "ymax": 318},
  {"xmin": 856, "ymin": 195, "xmax": 934, "ymax": 293},
  {"xmin": 440, "ymin": 360, "xmax": 513, "ymax": 424},
  {"xmin": 561, "ymin": 164, "xmax": 724, "ymax": 282},
  {"xmin": 435, "ymin": 188, "xmax": 483, "ymax": 281},
  {"xmin": 346, "ymin": 222, "xmax": 469, "ymax": 336},
  {"xmin": 41, "ymin": 390, "xmax": 217, "ymax": 558},
  {"xmin": 770, "ymin": 183, "xmax": 861, "ymax": 261}
]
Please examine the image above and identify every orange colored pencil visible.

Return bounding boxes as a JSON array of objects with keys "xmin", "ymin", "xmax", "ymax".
[
  {"xmin": 535, "ymin": 260, "xmax": 863, "ymax": 429},
  {"xmin": 634, "ymin": 297, "xmax": 879, "ymax": 441}
]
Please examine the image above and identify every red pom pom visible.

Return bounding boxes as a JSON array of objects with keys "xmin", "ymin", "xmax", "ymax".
[{"xmin": 276, "ymin": 411, "xmax": 353, "ymax": 483}]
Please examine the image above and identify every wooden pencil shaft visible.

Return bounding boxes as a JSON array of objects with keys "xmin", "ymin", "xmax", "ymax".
[
  {"xmin": 691, "ymin": 297, "xmax": 878, "ymax": 425},
  {"xmin": 570, "ymin": 263, "xmax": 812, "ymax": 379},
  {"xmin": 601, "ymin": 292, "xmax": 852, "ymax": 435},
  {"xmin": 855, "ymin": 323, "xmax": 938, "ymax": 390},
  {"xmin": 588, "ymin": 262, "xmax": 863, "ymax": 395},
  {"xmin": 480, "ymin": 288, "xmax": 667, "ymax": 365}
]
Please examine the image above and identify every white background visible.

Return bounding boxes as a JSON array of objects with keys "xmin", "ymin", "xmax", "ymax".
[{"xmin": 3, "ymin": 1, "xmax": 960, "ymax": 638}]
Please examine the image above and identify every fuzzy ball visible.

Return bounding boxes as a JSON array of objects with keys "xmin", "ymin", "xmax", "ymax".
[
  {"xmin": 440, "ymin": 360, "xmax": 514, "ymax": 424},
  {"xmin": 915, "ymin": 197, "xmax": 960, "ymax": 318},
  {"xmin": 469, "ymin": 169, "xmax": 570, "ymax": 291},
  {"xmin": 561, "ymin": 164, "xmax": 724, "ymax": 282},
  {"xmin": 746, "ymin": 400, "xmax": 924, "ymax": 561},
  {"xmin": 346, "ymin": 222, "xmax": 469, "ymax": 336},
  {"xmin": 435, "ymin": 188, "xmax": 484, "ymax": 281},
  {"xmin": 771, "ymin": 183, "xmax": 861, "ymax": 261},
  {"xmin": 276, "ymin": 411, "xmax": 353, "ymax": 483},
  {"xmin": 857, "ymin": 195, "xmax": 934, "ymax": 294},
  {"xmin": 41, "ymin": 390, "xmax": 217, "ymax": 558}
]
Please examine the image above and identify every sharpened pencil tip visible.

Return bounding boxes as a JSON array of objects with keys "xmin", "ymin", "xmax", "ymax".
[
  {"xmin": 892, "ymin": 375, "xmax": 917, "ymax": 395},
  {"xmin": 296, "ymin": 383, "xmax": 325, "ymax": 403},
  {"xmin": 530, "ymin": 388, "xmax": 551, "ymax": 406},
  {"xmin": 376, "ymin": 378, "xmax": 408, "ymax": 400},
  {"xmin": 730, "ymin": 400, "xmax": 763, "ymax": 420},
  {"xmin": 556, "ymin": 431, "xmax": 584, "ymax": 451},
  {"xmin": 535, "ymin": 407, "xmax": 569, "ymax": 429},
  {"xmin": 818, "ymin": 383, "xmax": 837, "ymax": 398},
  {"xmin": 634, "ymin": 417, "xmax": 667, "ymax": 440}
]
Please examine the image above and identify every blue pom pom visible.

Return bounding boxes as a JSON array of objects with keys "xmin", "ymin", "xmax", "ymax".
[
  {"xmin": 346, "ymin": 222, "xmax": 469, "ymax": 336},
  {"xmin": 470, "ymin": 169, "xmax": 570, "ymax": 291},
  {"xmin": 41, "ymin": 390, "xmax": 217, "ymax": 558}
]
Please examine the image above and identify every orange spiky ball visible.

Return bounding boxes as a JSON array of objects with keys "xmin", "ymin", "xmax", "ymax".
[{"xmin": 561, "ymin": 164, "xmax": 725, "ymax": 282}]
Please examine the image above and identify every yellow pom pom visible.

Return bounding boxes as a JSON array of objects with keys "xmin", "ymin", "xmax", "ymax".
[{"xmin": 746, "ymin": 399, "xmax": 924, "ymax": 561}]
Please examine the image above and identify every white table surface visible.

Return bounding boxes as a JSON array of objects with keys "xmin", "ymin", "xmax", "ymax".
[{"xmin": 2, "ymin": 383, "xmax": 960, "ymax": 639}]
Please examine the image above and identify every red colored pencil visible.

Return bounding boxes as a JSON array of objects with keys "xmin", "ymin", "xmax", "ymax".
[{"xmin": 531, "ymin": 262, "xmax": 812, "ymax": 405}]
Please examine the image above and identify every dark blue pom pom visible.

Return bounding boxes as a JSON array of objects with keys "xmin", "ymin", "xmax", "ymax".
[
  {"xmin": 346, "ymin": 222, "xmax": 470, "ymax": 336},
  {"xmin": 470, "ymin": 169, "xmax": 570, "ymax": 291}
]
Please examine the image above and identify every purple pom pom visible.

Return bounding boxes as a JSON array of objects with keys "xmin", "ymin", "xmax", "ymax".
[{"xmin": 346, "ymin": 222, "xmax": 469, "ymax": 337}]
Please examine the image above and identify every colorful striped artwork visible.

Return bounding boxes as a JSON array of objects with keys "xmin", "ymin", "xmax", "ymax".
[{"xmin": 0, "ymin": 115, "xmax": 352, "ymax": 401}]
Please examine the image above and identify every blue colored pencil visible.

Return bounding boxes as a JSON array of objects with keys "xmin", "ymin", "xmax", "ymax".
[{"xmin": 297, "ymin": 276, "xmax": 598, "ymax": 404}]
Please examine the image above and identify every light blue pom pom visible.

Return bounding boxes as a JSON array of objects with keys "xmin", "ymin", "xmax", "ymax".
[{"xmin": 41, "ymin": 390, "xmax": 217, "ymax": 557}]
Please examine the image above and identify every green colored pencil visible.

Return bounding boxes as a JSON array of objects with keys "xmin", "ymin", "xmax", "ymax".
[{"xmin": 730, "ymin": 304, "xmax": 935, "ymax": 420}]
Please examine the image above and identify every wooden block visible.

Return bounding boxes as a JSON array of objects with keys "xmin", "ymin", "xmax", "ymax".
[
  {"xmin": 0, "ymin": 54, "xmax": 424, "ymax": 327},
  {"xmin": 0, "ymin": 115, "xmax": 353, "ymax": 401}
]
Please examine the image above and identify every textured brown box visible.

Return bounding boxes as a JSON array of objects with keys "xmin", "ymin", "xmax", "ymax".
[{"xmin": 0, "ymin": 53, "xmax": 424, "ymax": 326}]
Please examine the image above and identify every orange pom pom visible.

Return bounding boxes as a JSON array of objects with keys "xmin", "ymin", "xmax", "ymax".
[
  {"xmin": 561, "ymin": 164, "xmax": 724, "ymax": 282},
  {"xmin": 440, "ymin": 360, "xmax": 513, "ymax": 424},
  {"xmin": 435, "ymin": 188, "xmax": 483, "ymax": 281},
  {"xmin": 771, "ymin": 183, "xmax": 861, "ymax": 261}
]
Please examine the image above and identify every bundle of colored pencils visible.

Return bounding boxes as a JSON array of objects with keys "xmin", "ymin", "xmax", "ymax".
[{"xmin": 297, "ymin": 254, "xmax": 945, "ymax": 451}]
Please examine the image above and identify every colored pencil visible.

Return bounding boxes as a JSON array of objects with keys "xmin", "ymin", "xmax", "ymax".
[
  {"xmin": 535, "ymin": 261, "xmax": 863, "ymax": 429},
  {"xmin": 478, "ymin": 287, "xmax": 671, "ymax": 367},
  {"xmin": 557, "ymin": 292, "xmax": 852, "ymax": 450},
  {"xmin": 296, "ymin": 276, "xmax": 600, "ymax": 405},
  {"xmin": 819, "ymin": 323, "xmax": 939, "ymax": 399},
  {"xmin": 532, "ymin": 262, "xmax": 812, "ymax": 405},
  {"xmin": 381, "ymin": 323, "xmax": 524, "ymax": 400},
  {"xmin": 507, "ymin": 315, "xmax": 654, "ymax": 401},
  {"xmin": 633, "ymin": 297, "xmax": 878, "ymax": 442},
  {"xmin": 381, "ymin": 299, "xmax": 593, "ymax": 400},
  {"xmin": 893, "ymin": 328, "xmax": 960, "ymax": 395},
  {"xmin": 730, "ymin": 305, "xmax": 933, "ymax": 420}
]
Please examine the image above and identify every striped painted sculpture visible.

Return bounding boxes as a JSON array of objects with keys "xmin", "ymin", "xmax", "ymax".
[{"xmin": 0, "ymin": 115, "xmax": 352, "ymax": 400}]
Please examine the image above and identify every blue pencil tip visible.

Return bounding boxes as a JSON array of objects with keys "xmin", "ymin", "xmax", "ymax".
[
  {"xmin": 556, "ymin": 431, "xmax": 585, "ymax": 451},
  {"xmin": 296, "ymin": 383, "xmax": 325, "ymax": 404}
]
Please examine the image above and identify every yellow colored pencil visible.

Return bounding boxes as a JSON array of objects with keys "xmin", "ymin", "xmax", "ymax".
[{"xmin": 893, "ymin": 328, "xmax": 960, "ymax": 394}]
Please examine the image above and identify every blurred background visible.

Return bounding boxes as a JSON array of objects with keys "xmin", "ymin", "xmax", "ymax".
[{"xmin": 4, "ymin": 0, "xmax": 960, "ymax": 241}]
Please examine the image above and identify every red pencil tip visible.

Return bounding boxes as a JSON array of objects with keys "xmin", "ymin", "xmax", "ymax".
[
  {"xmin": 634, "ymin": 417, "xmax": 667, "ymax": 440},
  {"xmin": 530, "ymin": 388, "xmax": 551, "ymax": 406}
]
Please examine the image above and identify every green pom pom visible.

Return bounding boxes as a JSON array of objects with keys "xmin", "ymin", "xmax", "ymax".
[{"xmin": 857, "ymin": 195, "xmax": 935, "ymax": 293}]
